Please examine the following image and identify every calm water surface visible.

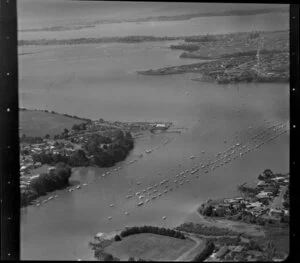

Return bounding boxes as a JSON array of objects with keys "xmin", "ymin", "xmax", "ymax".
[{"xmin": 19, "ymin": 2, "xmax": 289, "ymax": 260}]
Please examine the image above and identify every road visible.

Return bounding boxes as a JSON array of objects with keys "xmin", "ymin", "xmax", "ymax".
[
  {"xmin": 270, "ymin": 185, "xmax": 288, "ymax": 210},
  {"xmin": 175, "ymin": 233, "xmax": 205, "ymax": 262}
]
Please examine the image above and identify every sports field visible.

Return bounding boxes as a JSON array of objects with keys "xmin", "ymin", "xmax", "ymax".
[{"xmin": 103, "ymin": 233, "xmax": 195, "ymax": 261}]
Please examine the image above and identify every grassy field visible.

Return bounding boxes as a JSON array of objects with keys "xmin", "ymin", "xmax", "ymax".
[
  {"xmin": 19, "ymin": 110, "xmax": 86, "ymax": 137},
  {"xmin": 103, "ymin": 233, "xmax": 195, "ymax": 261},
  {"xmin": 185, "ymin": 211, "xmax": 265, "ymax": 237}
]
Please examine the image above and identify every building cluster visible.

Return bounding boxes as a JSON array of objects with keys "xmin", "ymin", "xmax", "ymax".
[
  {"xmin": 206, "ymin": 172, "xmax": 289, "ymax": 223},
  {"xmin": 20, "ymin": 140, "xmax": 77, "ymax": 188},
  {"xmin": 207, "ymin": 244, "xmax": 265, "ymax": 262}
]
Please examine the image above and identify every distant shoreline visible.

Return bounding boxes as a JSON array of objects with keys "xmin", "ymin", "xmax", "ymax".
[
  {"xmin": 20, "ymin": 107, "xmax": 92, "ymax": 122},
  {"xmin": 19, "ymin": 6, "xmax": 288, "ymax": 33},
  {"xmin": 18, "ymin": 29, "xmax": 288, "ymax": 47}
]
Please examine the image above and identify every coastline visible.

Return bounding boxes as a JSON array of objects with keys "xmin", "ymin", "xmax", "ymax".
[{"xmin": 19, "ymin": 6, "xmax": 288, "ymax": 33}]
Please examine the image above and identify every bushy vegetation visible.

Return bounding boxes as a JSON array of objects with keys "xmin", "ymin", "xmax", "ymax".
[
  {"xmin": 206, "ymin": 236, "xmax": 241, "ymax": 246},
  {"xmin": 120, "ymin": 226, "xmax": 185, "ymax": 240},
  {"xmin": 283, "ymin": 188, "xmax": 289, "ymax": 209},
  {"xmin": 192, "ymin": 241, "xmax": 215, "ymax": 262},
  {"xmin": 175, "ymin": 222, "xmax": 241, "ymax": 237},
  {"xmin": 237, "ymin": 183, "xmax": 258, "ymax": 197},
  {"xmin": 20, "ymin": 162, "xmax": 72, "ymax": 206},
  {"xmin": 20, "ymin": 134, "xmax": 44, "ymax": 144},
  {"xmin": 71, "ymin": 122, "xmax": 88, "ymax": 131},
  {"xmin": 114, "ymin": 235, "xmax": 121, "ymax": 241}
]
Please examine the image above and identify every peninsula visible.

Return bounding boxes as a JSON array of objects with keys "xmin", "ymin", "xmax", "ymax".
[
  {"xmin": 20, "ymin": 108, "xmax": 172, "ymax": 207},
  {"xmin": 138, "ymin": 30, "xmax": 289, "ymax": 84}
]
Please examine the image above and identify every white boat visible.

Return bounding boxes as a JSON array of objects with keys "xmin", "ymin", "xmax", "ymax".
[
  {"xmin": 137, "ymin": 201, "xmax": 144, "ymax": 206},
  {"xmin": 125, "ymin": 212, "xmax": 129, "ymax": 216},
  {"xmin": 162, "ymin": 216, "xmax": 166, "ymax": 220},
  {"xmin": 136, "ymin": 192, "xmax": 141, "ymax": 196},
  {"xmin": 190, "ymin": 156, "xmax": 195, "ymax": 159},
  {"xmin": 76, "ymin": 185, "xmax": 81, "ymax": 189},
  {"xmin": 145, "ymin": 149, "xmax": 152, "ymax": 153},
  {"xmin": 109, "ymin": 204, "xmax": 114, "ymax": 207},
  {"xmin": 108, "ymin": 216, "xmax": 112, "ymax": 220},
  {"xmin": 82, "ymin": 183, "xmax": 87, "ymax": 186}
]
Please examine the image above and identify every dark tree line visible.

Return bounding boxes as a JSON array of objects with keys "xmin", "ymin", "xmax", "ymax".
[
  {"xmin": 120, "ymin": 226, "xmax": 185, "ymax": 240},
  {"xmin": 192, "ymin": 241, "xmax": 215, "ymax": 262}
]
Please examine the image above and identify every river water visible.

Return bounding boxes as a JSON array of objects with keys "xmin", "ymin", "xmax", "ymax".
[{"xmin": 19, "ymin": 1, "xmax": 289, "ymax": 260}]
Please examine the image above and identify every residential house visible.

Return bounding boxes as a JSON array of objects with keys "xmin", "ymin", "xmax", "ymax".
[
  {"xmin": 246, "ymin": 202, "xmax": 263, "ymax": 208},
  {"xmin": 269, "ymin": 208, "xmax": 283, "ymax": 217},
  {"xmin": 256, "ymin": 191, "xmax": 272, "ymax": 199},
  {"xmin": 257, "ymin": 180, "xmax": 267, "ymax": 188}
]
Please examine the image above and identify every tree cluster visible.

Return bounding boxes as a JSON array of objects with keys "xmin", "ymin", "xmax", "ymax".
[
  {"xmin": 21, "ymin": 162, "xmax": 71, "ymax": 206},
  {"xmin": 71, "ymin": 122, "xmax": 88, "ymax": 132},
  {"xmin": 20, "ymin": 134, "xmax": 44, "ymax": 144}
]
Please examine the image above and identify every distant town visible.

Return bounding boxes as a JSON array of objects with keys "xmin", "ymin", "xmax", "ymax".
[{"xmin": 138, "ymin": 30, "xmax": 289, "ymax": 84}]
